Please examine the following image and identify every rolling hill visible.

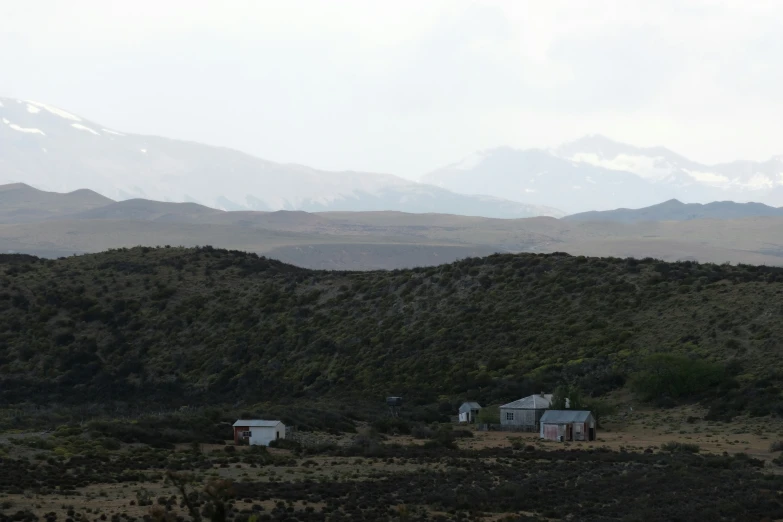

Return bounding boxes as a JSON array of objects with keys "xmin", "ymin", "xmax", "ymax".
[
  {"xmin": 1, "ymin": 247, "xmax": 781, "ymax": 422},
  {"xmin": 0, "ymin": 182, "xmax": 112, "ymax": 223},
  {"xmin": 5, "ymin": 183, "xmax": 783, "ymax": 269},
  {"xmin": 0, "ymin": 97, "xmax": 561, "ymax": 219},
  {"xmin": 564, "ymin": 199, "xmax": 783, "ymax": 223}
]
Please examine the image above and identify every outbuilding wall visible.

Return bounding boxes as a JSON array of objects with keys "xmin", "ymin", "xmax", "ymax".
[
  {"xmin": 248, "ymin": 424, "xmax": 286, "ymax": 446},
  {"xmin": 540, "ymin": 419, "xmax": 596, "ymax": 441},
  {"xmin": 234, "ymin": 426, "xmax": 250, "ymax": 444}
]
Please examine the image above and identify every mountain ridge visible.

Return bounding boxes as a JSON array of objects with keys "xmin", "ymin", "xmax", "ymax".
[
  {"xmin": 564, "ymin": 199, "xmax": 783, "ymax": 223},
  {"xmin": 0, "ymin": 96, "xmax": 562, "ymax": 219}
]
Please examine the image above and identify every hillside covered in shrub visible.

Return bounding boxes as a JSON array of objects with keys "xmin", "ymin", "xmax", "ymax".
[{"xmin": 1, "ymin": 247, "xmax": 782, "ymax": 418}]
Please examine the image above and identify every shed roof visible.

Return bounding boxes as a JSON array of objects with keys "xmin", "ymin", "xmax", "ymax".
[
  {"xmin": 460, "ymin": 402, "xmax": 482, "ymax": 410},
  {"xmin": 539, "ymin": 410, "xmax": 593, "ymax": 423},
  {"xmin": 500, "ymin": 394, "xmax": 553, "ymax": 410},
  {"xmin": 233, "ymin": 420, "xmax": 283, "ymax": 427}
]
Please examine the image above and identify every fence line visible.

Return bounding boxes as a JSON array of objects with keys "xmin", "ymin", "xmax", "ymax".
[{"xmin": 477, "ymin": 423, "xmax": 539, "ymax": 433}]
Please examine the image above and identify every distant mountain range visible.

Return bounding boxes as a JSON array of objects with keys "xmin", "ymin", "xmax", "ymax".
[
  {"xmin": 0, "ymin": 97, "xmax": 561, "ymax": 219},
  {"xmin": 8, "ymin": 96, "xmax": 783, "ymax": 218},
  {"xmin": 5, "ymin": 182, "xmax": 783, "ymax": 270},
  {"xmin": 565, "ymin": 199, "xmax": 783, "ymax": 223},
  {"xmin": 423, "ymin": 135, "xmax": 783, "ymax": 213}
]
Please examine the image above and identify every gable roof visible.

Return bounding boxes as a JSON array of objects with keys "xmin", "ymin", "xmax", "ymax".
[
  {"xmin": 233, "ymin": 420, "xmax": 283, "ymax": 427},
  {"xmin": 500, "ymin": 394, "xmax": 553, "ymax": 410},
  {"xmin": 539, "ymin": 410, "xmax": 593, "ymax": 423},
  {"xmin": 459, "ymin": 401, "xmax": 482, "ymax": 411}
]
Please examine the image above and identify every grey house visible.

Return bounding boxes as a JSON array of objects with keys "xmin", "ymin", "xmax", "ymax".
[
  {"xmin": 458, "ymin": 402, "xmax": 482, "ymax": 423},
  {"xmin": 539, "ymin": 410, "xmax": 596, "ymax": 441},
  {"xmin": 499, "ymin": 393, "xmax": 553, "ymax": 430}
]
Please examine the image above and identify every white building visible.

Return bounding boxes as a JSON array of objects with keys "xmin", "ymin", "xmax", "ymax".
[
  {"xmin": 232, "ymin": 420, "xmax": 286, "ymax": 446},
  {"xmin": 458, "ymin": 402, "xmax": 482, "ymax": 423}
]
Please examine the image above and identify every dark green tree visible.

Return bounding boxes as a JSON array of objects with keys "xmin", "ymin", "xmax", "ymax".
[{"xmin": 551, "ymin": 384, "xmax": 584, "ymax": 410}]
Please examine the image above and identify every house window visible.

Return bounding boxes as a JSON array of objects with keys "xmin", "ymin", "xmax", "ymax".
[
  {"xmin": 506, "ymin": 412, "xmax": 514, "ymax": 421},
  {"xmin": 241, "ymin": 431, "xmax": 251, "ymax": 438}
]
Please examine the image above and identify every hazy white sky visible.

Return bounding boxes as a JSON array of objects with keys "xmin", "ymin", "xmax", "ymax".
[{"xmin": 2, "ymin": 0, "xmax": 782, "ymax": 179}]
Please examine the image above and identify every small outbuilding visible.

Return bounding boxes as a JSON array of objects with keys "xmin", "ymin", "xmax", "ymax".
[
  {"xmin": 499, "ymin": 393, "xmax": 553, "ymax": 430},
  {"xmin": 539, "ymin": 410, "xmax": 596, "ymax": 442},
  {"xmin": 233, "ymin": 420, "xmax": 286, "ymax": 446},
  {"xmin": 458, "ymin": 402, "xmax": 482, "ymax": 423}
]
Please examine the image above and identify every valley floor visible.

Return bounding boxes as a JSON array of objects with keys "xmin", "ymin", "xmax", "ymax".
[{"xmin": 2, "ymin": 407, "xmax": 783, "ymax": 522}]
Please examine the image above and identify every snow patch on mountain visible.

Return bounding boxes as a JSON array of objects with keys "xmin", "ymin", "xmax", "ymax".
[
  {"xmin": 568, "ymin": 152, "xmax": 676, "ymax": 182},
  {"xmin": 744, "ymin": 173, "xmax": 775, "ymax": 190},
  {"xmin": 683, "ymin": 169, "xmax": 729, "ymax": 186},
  {"xmin": 26, "ymin": 104, "xmax": 40, "ymax": 114},
  {"xmin": 24, "ymin": 100, "xmax": 82, "ymax": 122},
  {"xmin": 3, "ymin": 118, "xmax": 46, "ymax": 135},
  {"xmin": 71, "ymin": 123, "xmax": 100, "ymax": 135}
]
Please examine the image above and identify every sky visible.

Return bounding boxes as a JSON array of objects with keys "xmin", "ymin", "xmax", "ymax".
[{"xmin": 2, "ymin": 0, "xmax": 783, "ymax": 180}]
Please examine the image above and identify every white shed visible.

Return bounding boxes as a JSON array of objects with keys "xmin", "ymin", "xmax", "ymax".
[
  {"xmin": 233, "ymin": 420, "xmax": 286, "ymax": 446},
  {"xmin": 458, "ymin": 402, "xmax": 482, "ymax": 423}
]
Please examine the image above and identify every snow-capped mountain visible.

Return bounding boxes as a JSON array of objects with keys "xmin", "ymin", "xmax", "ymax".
[
  {"xmin": 423, "ymin": 135, "xmax": 783, "ymax": 213},
  {"xmin": 0, "ymin": 97, "xmax": 563, "ymax": 219},
  {"xmin": 423, "ymin": 146, "xmax": 673, "ymax": 213},
  {"xmin": 555, "ymin": 134, "xmax": 783, "ymax": 195}
]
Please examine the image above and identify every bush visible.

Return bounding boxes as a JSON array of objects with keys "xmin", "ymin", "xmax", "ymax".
[
  {"xmin": 423, "ymin": 438, "xmax": 456, "ymax": 450},
  {"xmin": 98, "ymin": 437, "xmax": 122, "ymax": 450},
  {"xmin": 770, "ymin": 440, "xmax": 783, "ymax": 453},
  {"xmin": 509, "ymin": 437, "xmax": 525, "ymax": 450},
  {"xmin": 476, "ymin": 405, "xmax": 499, "ymax": 425},
  {"xmin": 268, "ymin": 439, "xmax": 301, "ymax": 451},
  {"xmin": 583, "ymin": 398, "xmax": 617, "ymax": 428},
  {"xmin": 411, "ymin": 424, "xmax": 434, "ymax": 439},
  {"xmin": 372, "ymin": 418, "xmax": 411, "ymax": 435},
  {"xmin": 630, "ymin": 354, "xmax": 727, "ymax": 403},
  {"xmin": 661, "ymin": 441, "xmax": 700, "ymax": 453}
]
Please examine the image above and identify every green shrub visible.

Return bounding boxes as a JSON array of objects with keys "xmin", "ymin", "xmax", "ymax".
[
  {"xmin": 372, "ymin": 418, "xmax": 411, "ymax": 435},
  {"xmin": 476, "ymin": 405, "xmax": 499, "ymax": 425},
  {"xmin": 660, "ymin": 441, "xmax": 700, "ymax": 453},
  {"xmin": 630, "ymin": 354, "xmax": 727, "ymax": 403},
  {"xmin": 268, "ymin": 439, "xmax": 301, "ymax": 451},
  {"xmin": 411, "ymin": 424, "xmax": 434, "ymax": 439}
]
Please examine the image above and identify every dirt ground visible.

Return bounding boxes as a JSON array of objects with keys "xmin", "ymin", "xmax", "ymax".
[
  {"xmin": 4, "ymin": 405, "xmax": 783, "ymax": 519},
  {"xmin": 454, "ymin": 403, "xmax": 783, "ymax": 467}
]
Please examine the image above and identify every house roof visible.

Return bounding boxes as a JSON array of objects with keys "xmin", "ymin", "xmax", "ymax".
[
  {"xmin": 233, "ymin": 420, "xmax": 283, "ymax": 427},
  {"xmin": 499, "ymin": 394, "xmax": 553, "ymax": 410},
  {"xmin": 539, "ymin": 410, "xmax": 593, "ymax": 423},
  {"xmin": 459, "ymin": 402, "xmax": 482, "ymax": 411}
]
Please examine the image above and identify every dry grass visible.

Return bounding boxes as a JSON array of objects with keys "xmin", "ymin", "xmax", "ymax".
[
  {"xmin": 4, "ymin": 406, "xmax": 783, "ymax": 520},
  {"xmin": 6, "ymin": 205, "xmax": 783, "ymax": 269},
  {"xmin": 452, "ymin": 403, "xmax": 783, "ymax": 469}
]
